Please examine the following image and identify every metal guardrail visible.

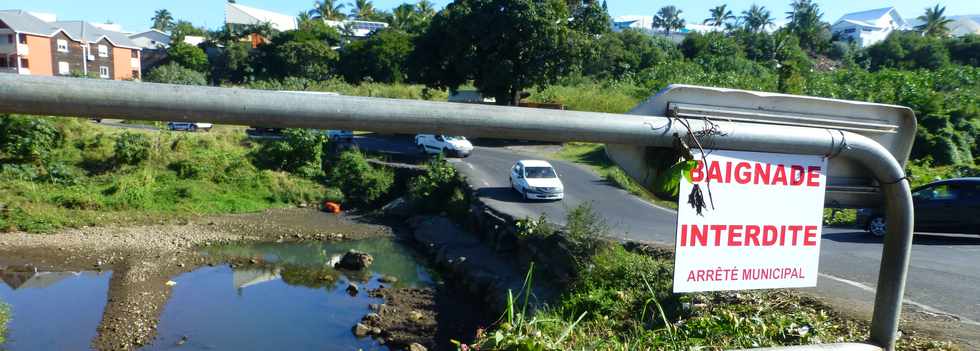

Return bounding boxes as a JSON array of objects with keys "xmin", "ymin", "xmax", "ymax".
[{"xmin": 0, "ymin": 75, "xmax": 914, "ymax": 350}]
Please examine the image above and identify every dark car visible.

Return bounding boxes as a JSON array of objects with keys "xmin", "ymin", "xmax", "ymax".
[{"xmin": 857, "ymin": 178, "xmax": 980, "ymax": 236}]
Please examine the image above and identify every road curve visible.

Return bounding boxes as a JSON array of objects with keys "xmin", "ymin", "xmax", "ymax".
[{"xmin": 354, "ymin": 135, "xmax": 980, "ymax": 347}]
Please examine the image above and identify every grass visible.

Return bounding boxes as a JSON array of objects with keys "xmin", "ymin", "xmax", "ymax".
[
  {"xmin": 0, "ymin": 116, "xmax": 334, "ymax": 233},
  {"xmin": 552, "ymin": 142, "xmax": 678, "ymax": 210},
  {"xmin": 470, "ymin": 246, "xmax": 957, "ymax": 351}
]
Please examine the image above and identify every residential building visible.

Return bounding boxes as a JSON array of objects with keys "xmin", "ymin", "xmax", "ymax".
[
  {"xmin": 948, "ymin": 16, "xmax": 980, "ymax": 37},
  {"xmin": 53, "ymin": 20, "xmax": 141, "ymax": 80},
  {"xmin": 611, "ymin": 15, "xmax": 724, "ymax": 43},
  {"xmin": 225, "ymin": 2, "xmax": 297, "ymax": 47},
  {"xmin": 325, "ymin": 19, "xmax": 389, "ymax": 39},
  {"xmin": 0, "ymin": 9, "xmax": 59, "ymax": 75},
  {"xmin": 129, "ymin": 29, "xmax": 171, "ymax": 49},
  {"xmin": 830, "ymin": 7, "xmax": 909, "ymax": 47},
  {"xmin": 0, "ymin": 9, "xmax": 141, "ymax": 80}
]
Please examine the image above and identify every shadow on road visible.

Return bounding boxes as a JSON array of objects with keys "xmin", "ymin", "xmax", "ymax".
[
  {"xmin": 823, "ymin": 231, "xmax": 980, "ymax": 246},
  {"xmin": 476, "ymin": 186, "xmax": 529, "ymax": 203}
]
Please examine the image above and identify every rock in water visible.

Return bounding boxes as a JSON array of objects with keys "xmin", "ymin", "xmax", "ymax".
[
  {"xmin": 378, "ymin": 275, "xmax": 398, "ymax": 284},
  {"xmin": 335, "ymin": 250, "xmax": 374, "ymax": 270},
  {"xmin": 408, "ymin": 343, "xmax": 427, "ymax": 351},
  {"xmin": 353, "ymin": 323, "xmax": 371, "ymax": 337},
  {"xmin": 346, "ymin": 283, "xmax": 359, "ymax": 296}
]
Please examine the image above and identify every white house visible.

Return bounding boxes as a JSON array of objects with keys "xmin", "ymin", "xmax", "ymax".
[
  {"xmin": 225, "ymin": 3, "xmax": 297, "ymax": 32},
  {"xmin": 831, "ymin": 7, "xmax": 908, "ymax": 47},
  {"xmin": 324, "ymin": 19, "xmax": 389, "ymax": 39},
  {"xmin": 128, "ymin": 29, "xmax": 170, "ymax": 49},
  {"xmin": 612, "ymin": 15, "xmax": 654, "ymax": 32},
  {"xmin": 128, "ymin": 29, "xmax": 206, "ymax": 50}
]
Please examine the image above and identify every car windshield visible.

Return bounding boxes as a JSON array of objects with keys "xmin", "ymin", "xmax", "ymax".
[
  {"xmin": 525, "ymin": 166, "xmax": 556, "ymax": 179},
  {"xmin": 444, "ymin": 136, "xmax": 466, "ymax": 141}
]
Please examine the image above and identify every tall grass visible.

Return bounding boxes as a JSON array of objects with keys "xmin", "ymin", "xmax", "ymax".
[{"xmin": 0, "ymin": 117, "xmax": 334, "ymax": 233}]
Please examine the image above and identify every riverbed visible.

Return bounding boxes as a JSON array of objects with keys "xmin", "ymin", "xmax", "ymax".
[{"xmin": 0, "ymin": 209, "xmax": 483, "ymax": 350}]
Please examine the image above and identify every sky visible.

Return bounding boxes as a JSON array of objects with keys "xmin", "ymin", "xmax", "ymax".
[{"xmin": 1, "ymin": 0, "xmax": 978, "ymax": 34}]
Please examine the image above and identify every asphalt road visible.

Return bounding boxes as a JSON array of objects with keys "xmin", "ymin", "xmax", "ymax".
[{"xmin": 354, "ymin": 135, "xmax": 980, "ymax": 346}]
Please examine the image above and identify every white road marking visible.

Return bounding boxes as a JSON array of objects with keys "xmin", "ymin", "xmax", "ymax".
[{"xmin": 818, "ymin": 273, "xmax": 980, "ymax": 326}]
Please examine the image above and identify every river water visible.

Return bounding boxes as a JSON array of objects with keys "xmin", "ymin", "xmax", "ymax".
[{"xmin": 0, "ymin": 238, "xmax": 437, "ymax": 350}]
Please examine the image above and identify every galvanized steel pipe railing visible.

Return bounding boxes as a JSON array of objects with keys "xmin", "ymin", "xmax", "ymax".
[{"xmin": 0, "ymin": 75, "xmax": 912, "ymax": 350}]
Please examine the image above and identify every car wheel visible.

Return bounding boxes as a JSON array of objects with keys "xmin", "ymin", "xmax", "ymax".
[
  {"xmin": 867, "ymin": 216, "xmax": 887, "ymax": 237},
  {"xmin": 190, "ymin": 125, "xmax": 198, "ymax": 132}
]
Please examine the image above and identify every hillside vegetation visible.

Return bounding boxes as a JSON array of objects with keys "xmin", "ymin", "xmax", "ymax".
[{"xmin": 0, "ymin": 116, "xmax": 400, "ymax": 233}]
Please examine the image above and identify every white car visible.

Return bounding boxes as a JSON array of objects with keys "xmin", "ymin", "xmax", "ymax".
[
  {"xmin": 510, "ymin": 160, "xmax": 564, "ymax": 201},
  {"xmin": 167, "ymin": 122, "xmax": 212, "ymax": 132},
  {"xmin": 415, "ymin": 134, "xmax": 474, "ymax": 157}
]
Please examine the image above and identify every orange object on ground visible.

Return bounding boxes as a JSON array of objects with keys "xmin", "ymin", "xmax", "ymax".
[{"xmin": 324, "ymin": 201, "xmax": 342, "ymax": 213}]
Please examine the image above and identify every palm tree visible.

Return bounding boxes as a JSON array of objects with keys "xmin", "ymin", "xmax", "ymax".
[
  {"xmin": 391, "ymin": 3, "xmax": 418, "ymax": 30},
  {"xmin": 916, "ymin": 4, "xmax": 953, "ymax": 37},
  {"xmin": 310, "ymin": 0, "xmax": 346, "ymax": 20},
  {"xmin": 151, "ymin": 9, "xmax": 175, "ymax": 31},
  {"xmin": 653, "ymin": 6, "xmax": 685, "ymax": 35},
  {"xmin": 416, "ymin": 0, "xmax": 436, "ymax": 18},
  {"xmin": 742, "ymin": 4, "xmax": 773, "ymax": 33},
  {"xmin": 704, "ymin": 4, "xmax": 735, "ymax": 28},
  {"xmin": 349, "ymin": 0, "xmax": 377, "ymax": 20},
  {"xmin": 786, "ymin": 0, "xmax": 825, "ymax": 50}
]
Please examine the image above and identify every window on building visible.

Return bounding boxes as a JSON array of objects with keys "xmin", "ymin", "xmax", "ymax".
[
  {"xmin": 4, "ymin": 34, "xmax": 12, "ymax": 44},
  {"xmin": 0, "ymin": 56, "xmax": 7, "ymax": 67},
  {"xmin": 58, "ymin": 61, "xmax": 70, "ymax": 75},
  {"xmin": 57, "ymin": 39, "xmax": 69, "ymax": 53},
  {"xmin": 98, "ymin": 45, "xmax": 108, "ymax": 57},
  {"xmin": 20, "ymin": 58, "xmax": 29, "ymax": 69},
  {"xmin": 18, "ymin": 33, "xmax": 27, "ymax": 44},
  {"xmin": 843, "ymin": 28, "xmax": 856, "ymax": 34},
  {"xmin": 99, "ymin": 66, "xmax": 109, "ymax": 78},
  {"xmin": 131, "ymin": 50, "xmax": 138, "ymax": 58},
  {"xmin": 131, "ymin": 70, "xmax": 140, "ymax": 80}
]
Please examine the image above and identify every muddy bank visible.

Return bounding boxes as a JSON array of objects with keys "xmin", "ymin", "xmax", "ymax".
[{"xmin": 0, "ymin": 209, "xmax": 395, "ymax": 350}]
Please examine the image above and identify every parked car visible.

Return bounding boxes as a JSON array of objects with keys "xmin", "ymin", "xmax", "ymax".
[
  {"xmin": 509, "ymin": 160, "xmax": 564, "ymax": 201},
  {"xmin": 167, "ymin": 122, "xmax": 213, "ymax": 132},
  {"xmin": 857, "ymin": 178, "xmax": 980, "ymax": 236},
  {"xmin": 415, "ymin": 134, "xmax": 473, "ymax": 157},
  {"xmin": 326, "ymin": 130, "xmax": 354, "ymax": 142}
]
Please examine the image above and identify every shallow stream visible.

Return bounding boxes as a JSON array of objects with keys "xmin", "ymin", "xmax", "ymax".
[{"xmin": 0, "ymin": 238, "xmax": 436, "ymax": 350}]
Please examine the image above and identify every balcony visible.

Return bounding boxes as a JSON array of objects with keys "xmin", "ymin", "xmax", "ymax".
[{"xmin": 0, "ymin": 43, "xmax": 30, "ymax": 56}]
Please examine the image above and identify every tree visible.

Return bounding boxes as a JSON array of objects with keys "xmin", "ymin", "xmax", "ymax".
[
  {"xmin": 947, "ymin": 34, "xmax": 980, "ymax": 66},
  {"xmin": 409, "ymin": 0, "xmax": 577, "ymax": 105},
  {"xmin": 570, "ymin": 0, "xmax": 611, "ymax": 36},
  {"xmin": 653, "ymin": 6, "xmax": 685, "ymax": 35},
  {"xmin": 583, "ymin": 29, "xmax": 680, "ymax": 78},
  {"xmin": 209, "ymin": 41, "xmax": 254, "ymax": 84},
  {"xmin": 145, "ymin": 63, "xmax": 207, "ymax": 85},
  {"xmin": 310, "ymin": 0, "xmax": 347, "ymax": 20},
  {"xmin": 349, "ymin": 0, "xmax": 377, "ymax": 20},
  {"xmin": 339, "ymin": 29, "xmax": 414, "ymax": 83},
  {"xmin": 151, "ymin": 9, "xmax": 175, "ymax": 31},
  {"xmin": 255, "ymin": 26, "xmax": 341, "ymax": 80},
  {"xmin": 166, "ymin": 42, "xmax": 209, "ymax": 72},
  {"xmin": 785, "ymin": 0, "xmax": 828, "ymax": 52},
  {"xmin": 866, "ymin": 31, "xmax": 949, "ymax": 70},
  {"xmin": 741, "ymin": 4, "xmax": 772, "ymax": 33},
  {"xmin": 170, "ymin": 20, "xmax": 206, "ymax": 43},
  {"xmin": 390, "ymin": 3, "xmax": 422, "ymax": 32},
  {"xmin": 416, "ymin": 0, "xmax": 436, "ymax": 18},
  {"xmin": 916, "ymin": 4, "xmax": 953, "ymax": 37},
  {"xmin": 704, "ymin": 4, "xmax": 735, "ymax": 28}
]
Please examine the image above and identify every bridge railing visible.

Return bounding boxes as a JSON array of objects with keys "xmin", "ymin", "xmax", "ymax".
[{"xmin": 0, "ymin": 74, "xmax": 912, "ymax": 351}]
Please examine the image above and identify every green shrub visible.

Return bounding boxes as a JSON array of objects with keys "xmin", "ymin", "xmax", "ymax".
[
  {"xmin": 0, "ymin": 115, "xmax": 63, "ymax": 163},
  {"xmin": 0, "ymin": 301, "xmax": 7, "ymax": 344},
  {"xmin": 145, "ymin": 62, "xmax": 207, "ymax": 85},
  {"xmin": 113, "ymin": 132, "xmax": 151, "ymax": 165},
  {"xmin": 407, "ymin": 156, "xmax": 461, "ymax": 212},
  {"xmin": 251, "ymin": 128, "xmax": 326, "ymax": 178},
  {"xmin": 327, "ymin": 149, "xmax": 394, "ymax": 207}
]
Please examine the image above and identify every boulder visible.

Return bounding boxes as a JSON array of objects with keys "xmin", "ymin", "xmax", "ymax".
[
  {"xmin": 335, "ymin": 250, "xmax": 374, "ymax": 270},
  {"xmin": 346, "ymin": 283, "xmax": 359, "ymax": 296},
  {"xmin": 353, "ymin": 323, "xmax": 370, "ymax": 337},
  {"xmin": 408, "ymin": 343, "xmax": 427, "ymax": 351}
]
